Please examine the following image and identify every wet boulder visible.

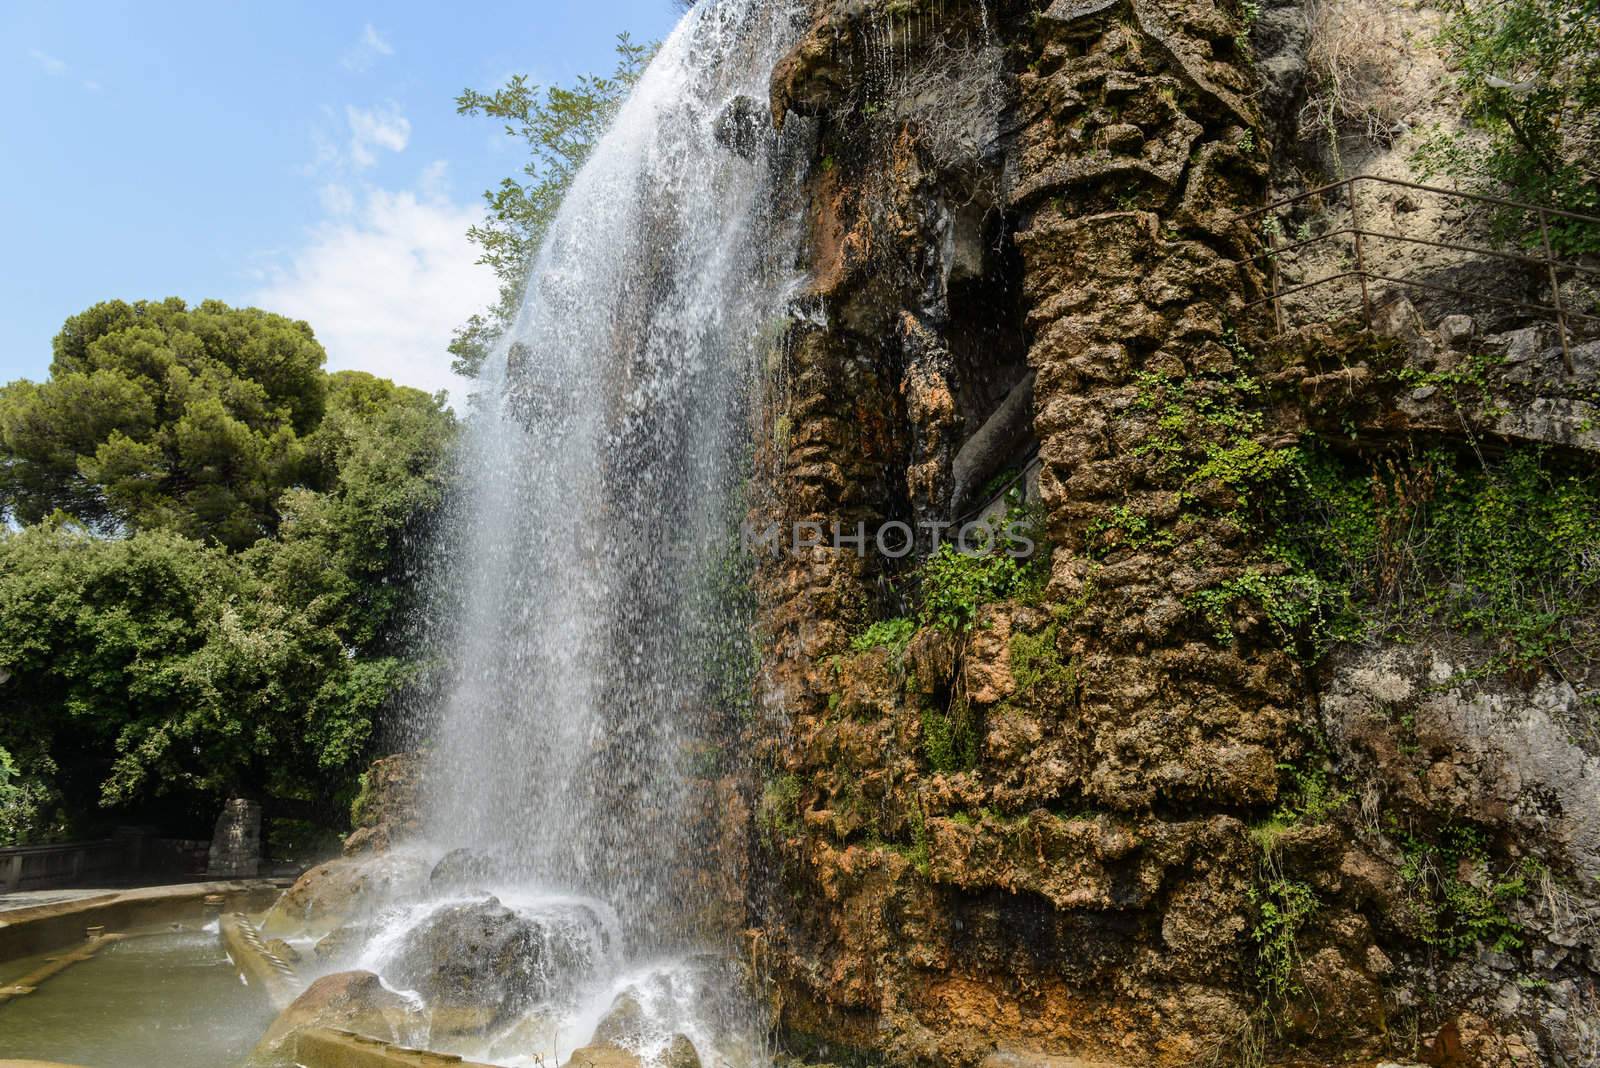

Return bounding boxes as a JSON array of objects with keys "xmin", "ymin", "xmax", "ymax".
[
  {"xmin": 664, "ymin": 1034, "xmax": 703, "ymax": 1068},
  {"xmin": 429, "ymin": 846, "xmax": 502, "ymax": 892},
  {"xmin": 343, "ymin": 751, "xmax": 427, "ymax": 856},
  {"xmin": 591, "ymin": 993, "xmax": 647, "ymax": 1046},
  {"xmin": 248, "ymin": 969, "xmax": 420, "ymax": 1066},
  {"xmin": 312, "ymin": 922, "xmax": 375, "ymax": 964},
  {"xmin": 387, "ymin": 897, "xmax": 601, "ymax": 1027},
  {"xmin": 259, "ymin": 851, "xmax": 430, "ymax": 937}
]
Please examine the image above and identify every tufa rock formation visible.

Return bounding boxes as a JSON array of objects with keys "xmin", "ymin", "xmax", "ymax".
[{"xmin": 740, "ymin": 0, "xmax": 1600, "ymax": 1065}]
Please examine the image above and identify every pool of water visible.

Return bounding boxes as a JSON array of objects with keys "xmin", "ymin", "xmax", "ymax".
[{"xmin": 0, "ymin": 924, "xmax": 277, "ymax": 1067}]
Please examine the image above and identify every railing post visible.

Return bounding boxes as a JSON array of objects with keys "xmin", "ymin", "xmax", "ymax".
[
  {"xmin": 1537, "ymin": 208, "xmax": 1575, "ymax": 375},
  {"xmin": 1348, "ymin": 178, "xmax": 1373, "ymax": 329},
  {"xmin": 1267, "ymin": 217, "xmax": 1285, "ymax": 335}
]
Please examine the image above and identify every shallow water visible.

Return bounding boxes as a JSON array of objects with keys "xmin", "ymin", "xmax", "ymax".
[{"xmin": 0, "ymin": 925, "xmax": 275, "ymax": 1067}]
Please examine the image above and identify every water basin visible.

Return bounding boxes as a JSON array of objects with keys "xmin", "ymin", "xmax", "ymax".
[{"xmin": 0, "ymin": 925, "xmax": 276, "ymax": 1067}]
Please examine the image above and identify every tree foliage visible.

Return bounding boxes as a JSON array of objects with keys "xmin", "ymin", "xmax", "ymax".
[
  {"xmin": 449, "ymin": 35, "xmax": 651, "ymax": 376},
  {"xmin": 0, "ymin": 298, "xmax": 331, "ymax": 549},
  {"xmin": 0, "ymin": 301, "xmax": 456, "ymax": 839},
  {"xmin": 1418, "ymin": 0, "xmax": 1600, "ymax": 253}
]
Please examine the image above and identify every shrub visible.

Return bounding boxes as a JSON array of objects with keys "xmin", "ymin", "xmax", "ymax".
[{"xmin": 1416, "ymin": 0, "xmax": 1600, "ymax": 254}]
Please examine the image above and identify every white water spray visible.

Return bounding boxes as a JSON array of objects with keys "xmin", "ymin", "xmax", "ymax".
[{"xmin": 373, "ymin": 0, "xmax": 813, "ymax": 1063}]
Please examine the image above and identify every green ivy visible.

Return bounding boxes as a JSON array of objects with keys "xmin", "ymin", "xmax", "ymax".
[
  {"xmin": 1248, "ymin": 872, "xmax": 1320, "ymax": 1002},
  {"xmin": 851, "ymin": 616, "xmax": 916, "ymax": 657},
  {"xmin": 1266, "ymin": 445, "xmax": 1600, "ymax": 668},
  {"xmin": 918, "ymin": 544, "xmax": 1034, "ymax": 633},
  {"xmin": 1392, "ymin": 820, "xmax": 1534, "ymax": 955}
]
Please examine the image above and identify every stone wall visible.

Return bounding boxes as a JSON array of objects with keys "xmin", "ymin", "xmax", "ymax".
[{"xmin": 207, "ymin": 797, "xmax": 261, "ymax": 878}]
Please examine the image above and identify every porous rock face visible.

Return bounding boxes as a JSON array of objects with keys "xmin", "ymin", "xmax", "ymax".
[
  {"xmin": 343, "ymin": 750, "xmax": 427, "ymax": 857},
  {"xmin": 744, "ymin": 0, "xmax": 1598, "ymax": 1065}
]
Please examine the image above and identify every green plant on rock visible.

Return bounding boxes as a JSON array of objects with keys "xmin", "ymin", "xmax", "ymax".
[
  {"xmin": 1271, "ymin": 444, "xmax": 1600, "ymax": 669},
  {"xmin": 1008, "ymin": 624, "xmax": 1077, "ymax": 695},
  {"xmin": 758, "ymin": 774, "xmax": 802, "ymax": 848},
  {"xmin": 1248, "ymin": 864, "xmax": 1320, "ymax": 1003},
  {"xmin": 917, "ymin": 543, "xmax": 1028, "ymax": 633},
  {"xmin": 851, "ymin": 616, "xmax": 916, "ymax": 657},
  {"xmin": 1415, "ymin": 0, "xmax": 1600, "ymax": 255},
  {"xmin": 921, "ymin": 699, "xmax": 981, "ymax": 774},
  {"xmin": 906, "ymin": 802, "xmax": 931, "ymax": 876},
  {"xmin": 1084, "ymin": 504, "xmax": 1162, "ymax": 558},
  {"xmin": 1393, "ymin": 820, "xmax": 1534, "ymax": 955},
  {"xmin": 1250, "ymin": 763, "xmax": 1352, "ymax": 854}
]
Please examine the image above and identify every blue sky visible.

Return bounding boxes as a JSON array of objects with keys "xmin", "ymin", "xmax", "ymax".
[{"xmin": 1, "ymin": 1, "xmax": 682, "ymax": 397}]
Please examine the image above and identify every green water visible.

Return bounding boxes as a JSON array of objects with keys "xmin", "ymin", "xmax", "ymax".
[{"xmin": 0, "ymin": 926, "xmax": 277, "ymax": 1067}]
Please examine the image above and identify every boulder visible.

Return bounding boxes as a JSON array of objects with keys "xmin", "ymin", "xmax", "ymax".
[
  {"xmin": 713, "ymin": 95, "xmax": 768, "ymax": 159},
  {"xmin": 248, "ymin": 970, "xmax": 419, "ymax": 1066},
  {"xmin": 312, "ymin": 922, "xmax": 374, "ymax": 963},
  {"xmin": 563, "ymin": 1044, "xmax": 643, "ymax": 1068},
  {"xmin": 563, "ymin": 997, "xmax": 656, "ymax": 1068},
  {"xmin": 485, "ymin": 1011, "xmax": 560, "ymax": 1061},
  {"xmin": 387, "ymin": 897, "xmax": 600, "ymax": 1027},
  {"xmin": 259, "ymin": 852, "xmax": 430, "ymax": 936},
  {"xmin": 430, "ymin": 847, "xmax": 501, "ymax": 892},
  {"xmin": 590, "ymin": 994, "xmax": 647, "ymax": 1046},
  {"xmin": 664, "ymin": 1033, "xmax": 702, "ymax": 1068}
]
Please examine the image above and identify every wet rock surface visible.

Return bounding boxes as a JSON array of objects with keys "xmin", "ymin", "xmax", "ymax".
[
  {"xmin": 387, "ymin": 897, "xmax": 604, "ymax": 1028},
  {"xmin": 429, "ymin": 847, "xmax": 503, "ymax": 892},
  {"xmin": 249, "ymin": 969, "xmax": 420, "ymax": 1066},
  {"xmin": 743, "ymin": 0, "xmax": 1599, "ymax": 1064},
  {"xmin": 343, "ymin": 750, "xmax": 427, "ymax": 857},
  {"xmin": 259, "ymin": 851, "xmax": 430, "ymax": 936}
]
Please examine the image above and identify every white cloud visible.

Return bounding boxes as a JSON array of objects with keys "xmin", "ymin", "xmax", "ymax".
[
  {"xmin": 251, "ymin": 168, "xmax": 494, "ymax": 399},
  {"xmin": 29, "ymin": 48, "xmax": 67, "ymax": 75},
  {"xmin": 342, "ymin": 23, "xmax": 394, "ymax": 72},
  {"xmin": 346, "ymin": 103, "xmax": 410, "ymax": 168},
  {"xmin": 319, "ymin": 183, "xmax": 356, "ymax": 215},
  {"xmin": 82, "ymin": 79, "xmax": 101, "ymax": 92}
]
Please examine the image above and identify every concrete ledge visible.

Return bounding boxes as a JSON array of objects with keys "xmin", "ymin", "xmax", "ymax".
[
  {"xmin": 220, "ymin": 911, "xmax": 301, "ymax": 1009},
  {"xmin": 295, "ymin": 1028, "xmax": 498, "ymax": 1068},
  {"xmin": 0, "ymin": 878, "xmax": 290, "ymax": 962}
]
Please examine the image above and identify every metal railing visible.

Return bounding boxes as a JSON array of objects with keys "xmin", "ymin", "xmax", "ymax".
[
  {"xmin": 0, "ymin": 839, "xmax": 133, "ymax": 892},
  {"xmin": 1234, "ymin": 174, "xmax": 1600, "ymax": 374}
]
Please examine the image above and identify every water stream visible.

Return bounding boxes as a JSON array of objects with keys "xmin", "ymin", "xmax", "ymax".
[{"xmin": 367, "ymin": 0, "xmax": 813, "ymax": 1061}]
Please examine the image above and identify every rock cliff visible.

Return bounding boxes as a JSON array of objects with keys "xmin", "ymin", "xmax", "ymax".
[{"xmin": 743, "ymin": 1, "xmax": 1600, "ymax": 1065}]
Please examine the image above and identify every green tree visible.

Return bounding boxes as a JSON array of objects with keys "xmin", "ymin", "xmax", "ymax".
[
  {"xmin": 0, "ymin": 298, "xmax": 328, "ymax": 549},
  {"xmin": 255, "ymin": 370, "xmax": 456, "ymax": 649},
  {"xmin": 449, "ymin": 34, "xmax": 652, "ymax": 376},
  {"xmin": 0, "ymin": 745, "xmax": 58, "ymax": 847},
  {"xmin": 1418, "ymin": 0, "xmax": 1600, "ymax": 253},
  {"xmin": 0, "ymin": 303, "xmax": 457, "ymax": 840}
]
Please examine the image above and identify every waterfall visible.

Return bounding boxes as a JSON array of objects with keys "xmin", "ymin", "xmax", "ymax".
[{"xmin": 396, "ymin": 0, "xmax": 807, "ymax": 1035}]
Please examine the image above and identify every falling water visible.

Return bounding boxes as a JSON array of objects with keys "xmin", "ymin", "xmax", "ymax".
[{"xmin": 372, "ymin": 0, "xmax": 811, "ymax": 1062}]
